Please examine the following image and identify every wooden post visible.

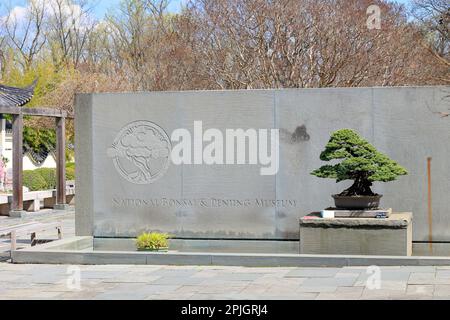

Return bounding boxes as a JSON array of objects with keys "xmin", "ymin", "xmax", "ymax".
[
  {"xmin": 10, "ymin": 113, "xmax": 25, "ymax": 217},
  {"xmin": 55, "ymin": 117, "xmax": 68, "ymax": 210}
]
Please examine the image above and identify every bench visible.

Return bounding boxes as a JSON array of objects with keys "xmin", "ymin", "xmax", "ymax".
[
  {"xmin": 0, "ymin": 222, "xmax": 62, "ymax": 252},
  {"xmin": 0, "ymin": 184, "xmax": 76, "ymax": 216}
]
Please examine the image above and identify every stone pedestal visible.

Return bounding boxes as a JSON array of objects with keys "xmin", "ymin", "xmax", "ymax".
[
  {"xmin": 300, "ymin": 212, "xmax": 413, "ymax": 256},
  {"xmin": 9, "ymin": 210, "xmax": 28, "ymax": 218},
  {"xmin": 54, "ymin": 204, "xmax": 71, "ymax": 211}
]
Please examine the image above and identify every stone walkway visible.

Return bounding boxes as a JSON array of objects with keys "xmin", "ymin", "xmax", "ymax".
[
  {"xmin": 0, "ymin": 209, "xmax": 74, "ymax": 261},
  {"xmin": 1, "ymin": 210, "xmax": 450, "ymax": 300}
]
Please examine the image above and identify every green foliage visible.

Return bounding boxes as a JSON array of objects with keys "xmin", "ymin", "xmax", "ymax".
[
  {"xmin": 135, "ymin": 232, "xmax": 169, "ymax": 251},
  {"xmin": 34, "ymin": 168, "xmax": 57, "ymax": 189},
  {"xmin": 66, "ymin": 163, "xmax": 76, "ymax": 181},
  {"xmin": 2, "ymin": 57, "xmax": 75, "ymax": 107},
  {"xmin": 23, "ymin": 170, "xmax": 48, "ymax": 191},
  {"xmin": 23, "ymin": 127, "xmax": 56, "ymax": 154},
  {"xmin": 311, "ymin": 129, "xmax": 407, "ymax": 194},
  {"xmin": 22, "ymin": 164, "xmax": 76, "ymax": 191}
]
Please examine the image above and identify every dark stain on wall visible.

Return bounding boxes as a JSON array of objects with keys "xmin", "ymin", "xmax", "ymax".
[{"xmin": 280, "ymin": 125, "xmax": 311, "ymax": 144}]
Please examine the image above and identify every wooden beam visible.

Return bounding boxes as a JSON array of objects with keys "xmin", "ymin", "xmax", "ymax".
[
  {"xmin": 0, "ymin": 106, "xmax": 73, "ymax": 118},
  {"xmin": 55, "ymin": 117, "xmax": 67, "ymax": 208},
  {"xmin": 11, "ymin": 113, "xmax": 23, "ymax": 212},
  {"xmin": 24, "ymin": 107, "xmax": 70, "ymax": 118},
  {"xmin": 0, "ymin": 106, "xmax": 20, "ymax": 114}
]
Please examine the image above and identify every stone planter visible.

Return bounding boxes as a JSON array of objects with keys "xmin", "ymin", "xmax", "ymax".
[
  {"xmin": 137, "ymin": 247, "xmax": 169, "ymax": 252},
  {"xmin": 332, "ymin": 194, "xmax": 382, "ymax": 209}
]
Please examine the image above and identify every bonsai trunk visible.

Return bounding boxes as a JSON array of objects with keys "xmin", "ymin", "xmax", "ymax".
[{"xmin": 340, "ymin": 176, "xmax": 376, "ymax": 196}]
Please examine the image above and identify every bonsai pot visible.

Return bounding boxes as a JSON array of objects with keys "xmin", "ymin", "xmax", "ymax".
[{"xmin": 332, "ymin": 194, "xmax": 382, "ymax": 210}]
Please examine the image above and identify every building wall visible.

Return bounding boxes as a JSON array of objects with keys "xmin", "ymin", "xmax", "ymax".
[
  {"xmin": 0, "ymin": 123, "xmax": 57, "ymax": 184},
  {"xmin": 22, "ymin": 154, "xmax": 57, "ymax": 171}
]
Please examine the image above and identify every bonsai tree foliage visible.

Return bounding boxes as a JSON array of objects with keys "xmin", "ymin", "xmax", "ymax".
[{"xmin": 311, "ymin": 129, "xmax": 408, "ymax": 196}]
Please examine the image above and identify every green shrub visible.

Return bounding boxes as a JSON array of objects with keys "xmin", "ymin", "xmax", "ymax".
[
  {"xmin": 22, "ymin": 163, "xmax": 76, "ymax": 191},
  {"xmin": 23, "ymin": 170, "xmax": 47, "ymax": 191},
  {"xmin": 66, "ymin": 165, "xmax": 75, "ymax": 180},
  {"xmin": 135, "ymin": 232, "xmax": 169, "ymax": 251},
  {"xmin": 35, "ymin": 168, "xmax": 57, "ymax": 189}
]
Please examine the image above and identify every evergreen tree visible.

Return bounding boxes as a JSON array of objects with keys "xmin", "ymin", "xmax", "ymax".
[{"xmin": 311, "ymin": 129, "xmax": 408, "ymax": 196}]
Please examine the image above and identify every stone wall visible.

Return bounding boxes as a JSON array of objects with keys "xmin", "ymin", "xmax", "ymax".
[{"xmin": 75, "ymin": 87, "xmax": 450, "ymax": 243}]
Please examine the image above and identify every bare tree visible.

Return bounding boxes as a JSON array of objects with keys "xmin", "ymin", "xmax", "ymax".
[
  {"xmin": 2, "ymin": 0, "xmax": 47, "ymax": 70},
  {"xmin": 411, "ymin": 0, "xmax": 449, "ymax": 83},
  {"xmin": 45, "ymin": 0, "xmax": 97, "ymax": 68},
  {"xmin": 179, "ymin": 0, "xmax": 430, "ymax": 89}
]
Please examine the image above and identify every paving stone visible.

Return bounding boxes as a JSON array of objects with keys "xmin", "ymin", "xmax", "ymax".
[
  {"xmin": 0, "ymin": 274, "xmax": 25, "ymax": 282},
  {"xmin": 146, "ymin": 293, "xmax": 196, "ymax": 300},
  {"xmin": 408, "ymin": 273, "xmax": 436, "ymax": 285},
  {"xmin": 28, "ymin": 291, "xmax": 65, "ymax": 299},
  {"xmin": 191, "ymin": 271, "xmax": 219, "ymax": 279},
  {"xmin": 94, "ymin": 291, "xmax": 150, "ymax": 300},
  {"xmin": 187, "ymin": 293, "xmax": 240, "ymax": 300},
  {"xmin": 433, "ymin": 285, "xmax": 450, "ymax": 297},
  {"xmin": 58, "ymin": 290, "xmax": 101, "ymax": 300},
  {"xmin": 102, "ymin": 274, "xmax": 160, "ymax": 284},
  {"xmin": 285, "ymin": 268, "xmax": 340, "ymax": 278},
  {"xmin": 257, "ymin": 293, "xmax": 318, "ymax": 300},
  {"xmin": 174, "ymin": 285, "xmax": 205, "ymax": 294},
  {"xmin": 214, "ymin": 273, "xmax": 262, "ymax": 281},
  {"xmin": 361, "ymin": 288, "xmax": 407, "ymax": 299},
  {"xmin": 271, "ymin": 278, "xmax": 305, "ymax": 285},
  {"xmin": 297, "ymin": 286, "xmax": 337, "ymax": 293},
  {"xmin": 0, "ymin": 209, "xmax": 447, "ymax": 301},
  {"xmin": 94, "ymin": 284, "xmax": 181, "ymax": 299},
  {"xmin": 379, "ymin": 281, "xmax": 408, "ymax": 291},
  {"xmin": 333, "ymin": 286, "xmax": 364, "ymax": 299},
  {"xmin": 431, "ymin": 278, "xmax": 450, "ymax": 285},
  {"xmin": 196, "ymin": 285, "xmax": 246, "ymax": 294},
  {"xmin": 149, "ymin": 269, "xmax": 199, "ymax": 278},
  {"xmin": 399, "ymin": 266, "xmax": 436, "ymax": 273},
  {"xmin": 302, "ymin": 277, "xmax": 356, "ymax": 287},
  {"xmin": 239, "ymin": 283, "xmax": 269, "ymax": 295},
  {"xmin": 335, "ymin": 272, "xmax": 361, "ymax": 279},
  {"xmin": 355, "ymin": 270, "xmax": 411, "ymax": 286},
  {"xmin": 79, "ymin": 271, "xmax": 126, "ymax": 280},
  {"xmin": 265, "ymin": 284, "xmax": 303, "ymax": 295},
  {"xmin": 406, "ymin": 285, "xmax": 434, "ymax": 297},
  {"xmin": 436, "ymin": 270, "xmax": 450, "ymax": 279},
  {"xmin": 315, "ymin": 288, "xmax": 363, "ymax": 300},
  {"xmin": 151, "ymin": 277, "xmax": 206, "ymax": 285},
  {"xmin": 340, "ymin": 267, "xmax": 369, "ymax": 272}
]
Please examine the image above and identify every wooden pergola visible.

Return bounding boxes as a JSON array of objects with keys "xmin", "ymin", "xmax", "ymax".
[{"xmin": 0, "ymin": 81, "xmax": 73, "ymax": 217}]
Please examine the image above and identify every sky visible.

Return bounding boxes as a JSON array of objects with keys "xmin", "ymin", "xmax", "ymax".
[
  {"xmin": 1, "ymin": 0, "xmax": 185, "ymax": 19},
  {"xmin": 92, "ymin": 0, "xmax": 186, "ymax": 17},
  {"xmin": 1, "ymin": 0, "xmax": 413, "ymax": 21}
]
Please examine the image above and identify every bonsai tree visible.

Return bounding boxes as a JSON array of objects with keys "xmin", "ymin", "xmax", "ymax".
[{"xmin": 311, "ymin": 129, "xmax": 407, "ymax": 196}]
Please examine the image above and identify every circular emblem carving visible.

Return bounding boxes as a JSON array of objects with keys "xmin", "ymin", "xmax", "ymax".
[{"xmin": 107, "ymin": 121, "xmax": 171, "ymax": 184}]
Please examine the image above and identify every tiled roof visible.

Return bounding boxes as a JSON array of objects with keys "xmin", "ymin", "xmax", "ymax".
[{"xmin": 0, "ymin": 80, "xmax": 37, "ymax": 107}]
